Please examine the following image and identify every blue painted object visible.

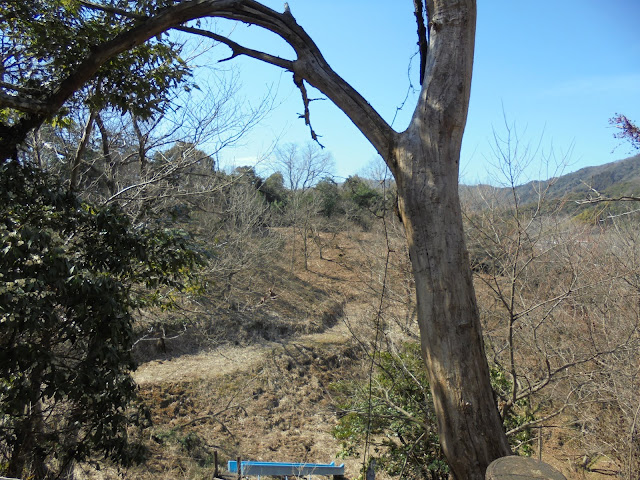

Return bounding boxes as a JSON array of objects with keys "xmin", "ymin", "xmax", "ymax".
[{"xmin": 227, "ymin": 460, "xmax": 345, "ymax": 477}]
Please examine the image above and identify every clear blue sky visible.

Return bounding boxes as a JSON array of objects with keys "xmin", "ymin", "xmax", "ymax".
[{"xmin": 202, "ymin": 1, "xmax": 640, "ymax": 184}]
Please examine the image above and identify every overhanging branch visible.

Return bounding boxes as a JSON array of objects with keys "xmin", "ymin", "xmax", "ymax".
[
  {"xmin": 176, "ymin": 26, "xmax": 294, "ymax": 70},
  {"xmin": 2, "ymin": 0, "xmax": 397, "ymax": 161},
  {"xmin": 0, "ymin": 92, "xmax": 51, "ymax": 115},
  {"xmin": 80, "ymin": 0, "xmax": 396, "ymax": 155},
  {"xmin": 78, "ymin": 1, "xmax": 295, "ymax": 70}
]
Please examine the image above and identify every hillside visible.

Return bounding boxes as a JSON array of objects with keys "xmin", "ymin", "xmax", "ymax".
[
  {"xmin": 516, "ymin": 153, "xmax": 640, "ymax": 204},
  {"xmin": 69, "ymin": 219, "xmax": 635, "ymax": 480},
  {"xmin": 461, "ymin": 153, "xmax": 640, "ymax": 212},
  {"xmin": 85, "ymin": 228, "xmax": 412, "ymax": 480}
]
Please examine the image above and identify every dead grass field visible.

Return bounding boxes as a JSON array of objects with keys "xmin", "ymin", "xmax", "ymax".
[{"xmin": 84, "ymin": 230, "xmax": 377, "ymax": 480}]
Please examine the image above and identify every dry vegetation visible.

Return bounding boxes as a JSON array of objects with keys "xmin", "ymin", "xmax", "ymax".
[
  {"xmin": 71, "ymin": 229, "xmax": 393, "ymax": 480},
  {"xmin": 68, "ymin": 203, "xmax": 640, "ymax": 480},
  {"xmin": 18, "ymin": 110, "xmax": 639, "ymax": 480}
]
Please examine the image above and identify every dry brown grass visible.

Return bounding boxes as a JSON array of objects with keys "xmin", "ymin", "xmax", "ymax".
[
  {"xmin": 75, "ymin": 224, "xmax": 625, "ymax": 480},
  {"xmin": 73, "ymin": 228, "xmax": 385, "ymax": 479}
]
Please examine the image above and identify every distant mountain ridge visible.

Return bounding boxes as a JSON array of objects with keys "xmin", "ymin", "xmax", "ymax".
[
  {"xmin": 461, "ymin": 154, "xmax": 640, "ymax": 210},
  {"xmin": 514, "ymin": 153, "xmax": 640, "ymax": 205}
]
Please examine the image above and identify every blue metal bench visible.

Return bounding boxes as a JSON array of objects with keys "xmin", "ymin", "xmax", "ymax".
[{"xmin": 227, "ymin": 460, "xmax": 345, "ymax": 478}]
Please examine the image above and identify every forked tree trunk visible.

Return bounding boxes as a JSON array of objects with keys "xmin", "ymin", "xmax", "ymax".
[{"xmin": 387, "ymin": 1, "xmax": 512, "ymax": 476}]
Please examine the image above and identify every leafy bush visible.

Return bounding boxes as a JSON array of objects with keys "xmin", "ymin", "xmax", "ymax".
[
  {"xmin": 332, "ymin": 342, "xmax": 534, "ymax": 480},
  {"xmin": 315, "ymin": 177, "xmax": 344, "ymax": 218},
  {"xmin": 0, "ymin": 161, "xmax": 201, "ymax": 478},
  {"xmin": 489, "ymin": 368, "xmax": 535, "ymax": 456},
  {"xmin": 332, "ymin": 343, "xmax": 448, "ymax": 480},
  {"xmin": 344, "ymin": 175, "xmax": 383, "ymax": 211}
]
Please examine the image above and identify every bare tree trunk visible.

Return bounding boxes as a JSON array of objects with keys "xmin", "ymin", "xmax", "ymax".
[
  {"xmin": 388, "ymin": 1, "xmax": 512, "ymax": 476},
  {"xmin": 95, "ymin": 113, "xmax": 117, "ymax": 196},
  {"xmin": 132, "ymin": 115, "xmax": 148, "ymax": 173},
  {"xmin": 290, "ymin": 222, "xmax": 296, "ymax": 272},
  {"xmin": 69, "ymin": 110, "xmax": 97, "ymax": 192},
  {"xmin": 394, "ymin": 138, "xmax": 511, "ymax": 477},
  {"xmin": 30, "ymin": 129, "xmax": 43, "ymax": 167},
  {"xmin": 302, "ymin": 222, "xmax": 310, "ymax": 270}
]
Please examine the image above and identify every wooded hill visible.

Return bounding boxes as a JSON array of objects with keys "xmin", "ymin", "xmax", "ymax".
[
  {"xmin": 461, "ymin": 153, "xmax": 640, "ymax": 219},
  {"xmin": 516, "ymin": 153, "xmax": 640, "ymax": 203}
]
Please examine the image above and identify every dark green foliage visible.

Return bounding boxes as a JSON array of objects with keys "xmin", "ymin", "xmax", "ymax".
[
  {"xmin": 0, "ymin": 0, "xmax": 192, "ymax": 119},
  {"xmin": 0, "ymin": 160, "xmax": 201, "ymax": 478},
  {"xmin": 152, "ymin": 429, "xmax": 215, "ymax": 468},
  {"xmin": 344, "ymin": 175, "xmax": 383, "ymax": 211},
  {"xmin": 332, "ymin": 343, "xmax": 448, "ymax": 480},
  {"xmin": 155, "ymin": 141, "xmax": 215, "ymax": 173},
  {"xmin": 332, "ymin": 343, "xmax": 534, "ymax": 480},
  {"xmin": 341, "ymin": 175, "xmax": 395, "ymax": 230},
  {"xmin": 233, "ymin": 166, "xmax": 263, "ymax": 189},
  {"xmin": 315, "ymin": 177, "xmax": 343, "ymax": 218},
  {"xmin": 260, "ymin": 172, "xmax": 288, "ymax": 207}
]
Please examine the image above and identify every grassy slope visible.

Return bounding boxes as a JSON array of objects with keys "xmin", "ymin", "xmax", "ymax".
[
  {"xmin": 96, "ymin": 228, "xmax": 389, "ymax": 480},
  {"xmin": 80, "ymin": 221, "xmax": 618, "ymax": 480}
]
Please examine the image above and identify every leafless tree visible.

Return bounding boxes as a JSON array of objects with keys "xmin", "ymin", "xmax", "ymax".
[
  {"xmin": 558, "ymin": 218, "xmax": 640, "ymax": 478},
  {"xmin": 275, "ymin": 142, "xmax": 334, "ymax": 192},
  {"xmin": 460, "ymin": 122, "xmax": 640, "ymax": 474},
  {"xmin": 274, "ymin": 142, "xmax": 334, "ymax": 270},
  {"xmin": 199, "ymin": 172, "xmax": 284, "ymax": 309},
  {"xmin": 22, "ymin": 73, "xmax": 270, "ymax": 225}
]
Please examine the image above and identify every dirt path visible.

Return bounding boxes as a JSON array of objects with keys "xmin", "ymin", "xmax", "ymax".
[
  {"xmin": 134, "ymin": 342, "xmax": 277, "ymax": 385},
  {"xmin": 133, "ymin": 301, "xmax": 367, "ymax": 386}
]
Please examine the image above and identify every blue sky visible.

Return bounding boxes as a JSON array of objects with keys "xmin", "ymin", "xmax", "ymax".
[{"xmin": 201, "ymin": 1, "xmax": 640, "ymax": 184}]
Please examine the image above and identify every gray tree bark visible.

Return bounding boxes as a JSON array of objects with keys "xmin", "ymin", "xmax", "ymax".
[{"xmin": 389, "ymin": 2, "xmax": 513, "ymax": 476}]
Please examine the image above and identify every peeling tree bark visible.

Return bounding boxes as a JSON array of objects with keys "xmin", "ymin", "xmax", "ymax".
[{"xmin": 0, "ymin": 0, "xmax": 512, "ymax": 476}]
